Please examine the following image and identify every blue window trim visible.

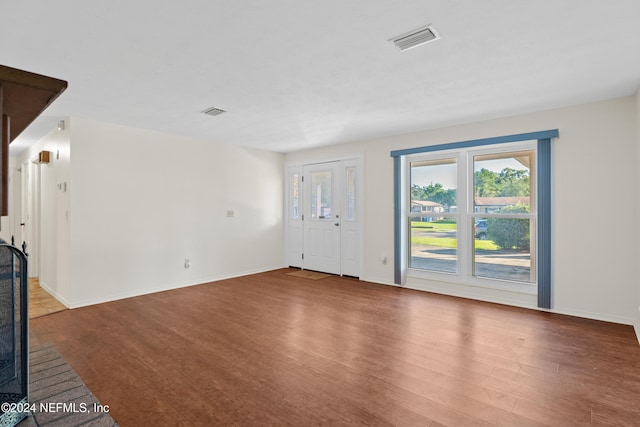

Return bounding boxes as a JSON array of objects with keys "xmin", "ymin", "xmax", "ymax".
[
  {"xmin": 390, "ymin": 130, "xmax": 558, "ymax": 158},
  {"xmin": 537, "ymin": 138, "xmax": 552, "ymax": 309},
  {"xmin": 391, "ymin": 129, "xmax": 558, "ymax": 309},
  {"xmin": 393, "ymin": 156, "xmax": 403, "ymax": 285}
]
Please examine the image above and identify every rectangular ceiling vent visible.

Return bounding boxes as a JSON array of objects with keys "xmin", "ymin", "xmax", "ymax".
[
  {"xmin": 390, "ymin": 25, "xmax": 440, "ymax": 51},
  {"xmin": 202, "ymin": 107, "xmax": 226, "ymax": 117}
]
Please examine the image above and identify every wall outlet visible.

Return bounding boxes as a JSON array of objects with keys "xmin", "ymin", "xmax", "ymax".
[
  {"xmin": 226, "ymin": 210, "xmax": 234, "ymax": 218},
  {"xmin": 184, "ymin": 259, "xmax": 190, "ymax": 269}
]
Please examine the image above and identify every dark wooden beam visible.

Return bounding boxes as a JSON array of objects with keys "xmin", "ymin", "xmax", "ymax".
[
  {"xmin": 0, "ymin": 84, "xmax": 5, "ymax": 218},
  {"xmin": 0, "ymin": 65, "xmax": 67, "ymax": 217},
  {"xmin": 0, "ymin": 65, "xmax": 67, "ymax": 143},
  {"xmin": 1, "ymin": 114, "xmax": 8, "ymax": 217}
]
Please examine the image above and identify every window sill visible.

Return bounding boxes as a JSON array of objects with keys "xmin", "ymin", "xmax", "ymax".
[{"xmin": 406, "ymin": 268, "xmax": 537, "ymax": 295}]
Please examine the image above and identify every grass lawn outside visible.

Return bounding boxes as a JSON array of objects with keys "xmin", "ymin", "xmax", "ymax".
[
  {"xmin": 411, "ymin": 236, "xmax": 499, "ymax": 250},
  {"xmin": 411, "ymin": 221, "xmax": 500, "ymax": 249},
  {"xmin": 411, "ymin": 221, "xmax": 457, "ymax": 230}
]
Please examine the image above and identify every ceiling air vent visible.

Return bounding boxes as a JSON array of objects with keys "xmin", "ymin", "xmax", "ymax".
[
  {"xmin": 389, "ymin": 25, "xmax": 440, "ymax": 52},
  {"xmin": 202, "ymin": 107, "xmax": 226, "ymax": 117}
]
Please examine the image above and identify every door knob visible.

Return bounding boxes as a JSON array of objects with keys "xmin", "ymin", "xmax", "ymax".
[{"xmin": 335, "ymin": 222, "xmax": 340, "ymax": 226}]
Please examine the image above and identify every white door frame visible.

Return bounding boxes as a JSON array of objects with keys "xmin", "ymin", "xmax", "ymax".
[
  {"xmin": 285, "ymin": 156, "xmax": 363, "ymax": 278},
  {"xmin": 10, "ymin": 164, "xmax": 22, "ymax": 245},
  {"xmin": 22, "ymin": 158, "xmax": 41, "ymax": 277}
]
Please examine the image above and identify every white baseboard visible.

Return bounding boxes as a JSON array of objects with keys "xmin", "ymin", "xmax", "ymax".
[
  {"xmin": 551, "ymin": 305, "xmax": 635, "ymax": 327},
  {"xmin": 363, "ymin": 275, "xmax": 538, "ymax": 311},
  {"xmin": 67, "ymin": 265, "xmax": 286, "ymax": 309},
  {"xmin": 38, "ymin": 280, "xmax": 71, "ymax": 308},
  {"xmin": 362, "ymin": 275, "xmax": 639, "ymax": 337},
  {"xmin": 359, "ymin": 276, "xmax": 395, "ymax": 287}
]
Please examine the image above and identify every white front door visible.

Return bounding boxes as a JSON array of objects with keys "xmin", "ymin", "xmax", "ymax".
[{"xmin": 303, "ymin": 162, "xmax": 341, "ymax": 275}]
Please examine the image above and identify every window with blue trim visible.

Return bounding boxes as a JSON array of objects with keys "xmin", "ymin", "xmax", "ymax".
[{"xmin": 391, "ymin": 130, "xmax": 557, "ymax": 308}]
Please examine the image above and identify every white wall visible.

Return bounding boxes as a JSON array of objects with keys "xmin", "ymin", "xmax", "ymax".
[
  {"xmin": 68, "ymin": 117, "xmax": 284, "ymax": 307},
  {"xmin": 286, "ymin": 96, "xmax": 639, "ymax": 326}
]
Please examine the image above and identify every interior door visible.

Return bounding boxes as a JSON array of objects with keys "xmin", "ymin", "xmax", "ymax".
[
  {"xmin": 303, "ymin": 162, "xmax": 341, "ymax": 274},
  {"xmin": 20, "ymin": 161, "xmax": 29, "ymax": 250},
  {"xmin": 11, "ymin": 166, "xmax": 23, "ymax": 245},
  {"xmin": 21, "ymin": 160, "xmax": 39, "ymax": 276}
]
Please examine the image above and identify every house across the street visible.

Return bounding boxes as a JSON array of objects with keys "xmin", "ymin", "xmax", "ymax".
[
  {"xmin": 474, "ymin": 196, "xmax": 529, "ymax": 213},
  {"xmin": 411, "ymin": 200, "xmax": 444, "ymax": 221}
]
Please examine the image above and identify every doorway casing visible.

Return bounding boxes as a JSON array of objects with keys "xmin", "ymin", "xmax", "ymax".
[{"xmin": 285, "ymin": 157, "xmax": 363, "ymax": 278}]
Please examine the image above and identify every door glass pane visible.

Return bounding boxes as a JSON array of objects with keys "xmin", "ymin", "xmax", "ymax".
[
  {"xmin": 346, "ymin": 167, "xmax": 356, "ymax": 221},
  {"xmin": 311, "ymin": 170, "xmax": 332, "ymax": 219},
  {"xmin": 292, "ymin": 173, "xmax": 300, "ymax": 220},
  {"xmin": 473, "ymin": 216, "xmax": 533, "ymax": 283},
  {"xmin": 409, "ymin": 158, "xmax": 457, "ymax": 272}
]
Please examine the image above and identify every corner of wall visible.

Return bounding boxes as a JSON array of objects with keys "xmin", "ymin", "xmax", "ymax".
[{"xmin": 636, "ymin": 86, "xmax": 640, "ymax": 345}]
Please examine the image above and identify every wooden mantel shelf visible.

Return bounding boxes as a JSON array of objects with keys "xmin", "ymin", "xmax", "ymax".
[
  {"xmin": 0, "ymin": 64, "xmax": 68, "ymax": 142},
  {"xmin": 0, "ymin": 64, "xmax": 67, "ymax": 216}
]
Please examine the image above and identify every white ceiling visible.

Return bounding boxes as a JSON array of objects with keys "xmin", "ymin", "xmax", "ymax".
[{"xmin": 3, "ymin": 1, "xmax": 640, "ymax": 155}]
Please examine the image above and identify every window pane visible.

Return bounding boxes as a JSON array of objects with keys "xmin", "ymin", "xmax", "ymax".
[
  {"xmin": 474, "ymin": 150, "xmax": 534, "ymax": 214},
  {"xmin": 410, "ymin": 158, "xmax": 457, "ymax": 216},
  {"xmin": 346, "ymin": 167, "xmax": 356, "ymax": 221},
  {"xmin": 292, "ymin": 173, "xmax": 300, "ymax": 220},
  {"xmin": 473, "ymin": 217, "xmax": 533, "ymax": 283},
  {"xmin": 410, "ymin": 219, "xmax": 457, "ymax": 273},
  {"xmin": 311, "ymin": 170, "xmax": 332, "ymax": 219},
  {"xmin": 409, "ymin": 158, "xmax": 457, "ymax": 273}
]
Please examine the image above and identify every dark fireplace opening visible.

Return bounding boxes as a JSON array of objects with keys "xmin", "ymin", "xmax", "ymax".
[{"xmin": 0, "ymin": 242, "xmax": 29, "ymax": 426}]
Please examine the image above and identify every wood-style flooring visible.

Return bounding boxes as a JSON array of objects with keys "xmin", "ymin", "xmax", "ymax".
[
  {"xmin": 29, "ymin": 278, "xmax": 67, "ymax": 319},
  {"xmin": 29, "ymin": 269, "xmax": 640, "ymax": 426}
]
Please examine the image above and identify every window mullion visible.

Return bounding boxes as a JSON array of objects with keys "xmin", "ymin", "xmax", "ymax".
[{"xmin": 457, "ymin": 152, "xmax": 470, "ymax": 278}]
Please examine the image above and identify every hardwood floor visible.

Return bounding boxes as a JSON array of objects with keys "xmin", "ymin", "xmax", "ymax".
[
  {"xmin": 29, "ymin": 269, "xmax": 640, "ymax": 426},
  {"xmin": 29, "ymin": 277, "xmax": 68, "ymax": 319}
]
